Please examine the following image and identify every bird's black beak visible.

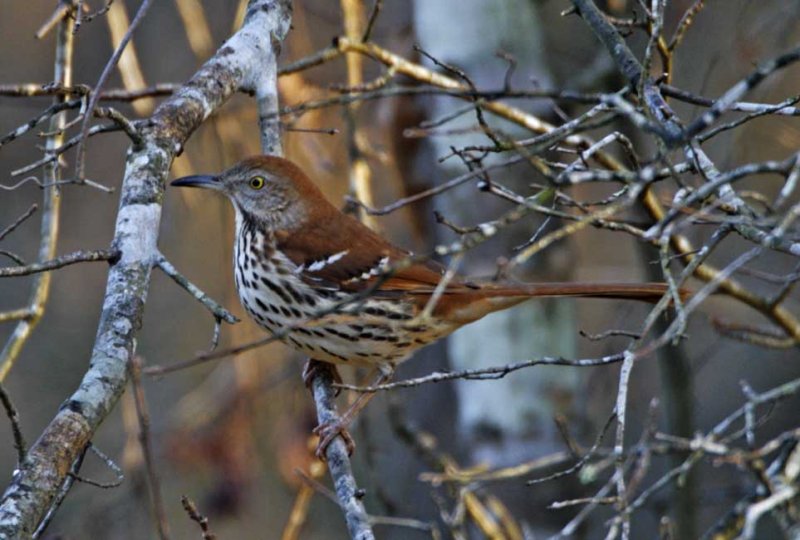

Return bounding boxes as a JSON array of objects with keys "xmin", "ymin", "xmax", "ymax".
[{"xmin": 171, "ymin": 175, "xmax": 220, "ymax": 189}]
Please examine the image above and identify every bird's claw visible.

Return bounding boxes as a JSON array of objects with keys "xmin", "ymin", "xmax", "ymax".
[
  {"xmin": 302, "ymin": 360, "xmax": 343, "ymax": 395},
  {"xmin": 313, "ymin": 420, "xmax": 355, "ymax": 460}
]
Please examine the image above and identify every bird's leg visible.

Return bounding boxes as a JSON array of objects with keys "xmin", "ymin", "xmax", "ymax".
[
  {"xmin": 312, "ymin": 367, "xmax": 394, "ymax": 459},
  {"xmin": 303, "ymin": 359, "xmax": 356, "ymax": 457},
  {"xmin": 302, "ymin": 359, "xmax": 343, "ymax": 393}
]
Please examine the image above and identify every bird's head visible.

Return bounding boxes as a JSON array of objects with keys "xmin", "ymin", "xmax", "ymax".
[{"xmin": 171, "ymin": 155, "xmax": 323, "ymax": 231}]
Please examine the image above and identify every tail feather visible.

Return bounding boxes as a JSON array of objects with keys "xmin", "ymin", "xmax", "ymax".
[
  {"xmin": 440, "ymin": 282, "xmax": 681, "ymax": 325},
  {"xmin": 488, "ymin": 282, "xmax": 676, "ymax": 303}
]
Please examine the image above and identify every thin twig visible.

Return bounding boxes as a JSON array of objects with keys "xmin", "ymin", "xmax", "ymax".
[
  {"xmin": 130, "ymin": 356, "xmax": 171, "ymax": 540},
  {"xmin": 0, "ymin": 83, "xmax": 178, "ymax": 100},
  {"xmin": 361, "ymin": 0, "xmax": 382, "ymax": 42},
  {"xmin": 611, "ymin": 351, "xmax": 636, "ymax": 539},
  {"xmin": 685, "ymin": 45, "xmax": 800, "ymax": 139},
  {"xmin": 660, "ymin": 83, "xmax": 800, "ymax": 116},
  {"xmin": 95, "ymin": 106, "xmax": 143, "ymax": 145},
  {"xmin": 337, "ymin": 353, "xmax": 626, "ymax": 392},
  {"xmin": 0, "ymin": 383, "xmax": 26, "ymax": 467},
  {"xmin": 0, "ymin": 205, "xmax": 38, "ymax": 242},
  {"xmin": 35, "ymin": 2, "xmax": 72, "ymax": 40},
  {"xmin": 309, "ymin": 362, "xmax": 375, "ymax": 540},
  {"xmin": 11, "ymin": 122, "xmax": 125, "ymax": 182},
  {"xmin": 0, "ymin": 249, "xmax": 119, "ymax": 277},
  {"xmin": 74, "ymin": 0, "xmax": 154, "ymax": 180},
  {"xmin": 155, "ymin": 254, "xmax": 238, "ymax": 348},
  {"xmin": 31, "ymin": 449, "xmax": 87, "ymax": 540},
  {"xmin": 181, "ymin": 496, "xmax": 216, "ymax": 540},
  {"xmin": 70, "ymin": 445, "xmax": 124, "ymax": 489}
]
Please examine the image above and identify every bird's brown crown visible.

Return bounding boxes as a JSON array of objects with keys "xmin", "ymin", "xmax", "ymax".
[
  {"xmin": 215, "ymin": 155, "xmax": 335, "ymax": 232},
  {"xmin": 237, "ymin": 155, "xmax": 330, "ymax": 199}
]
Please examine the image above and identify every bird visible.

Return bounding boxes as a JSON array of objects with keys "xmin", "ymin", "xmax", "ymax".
[{"xmin": 172, "ymin": 155, "xmax": 673, "ymax": 456}]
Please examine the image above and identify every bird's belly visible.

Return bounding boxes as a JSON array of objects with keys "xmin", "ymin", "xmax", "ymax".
[{"xmin": 235, "ymin": 270, "xmax": 451, "ymax": 368}]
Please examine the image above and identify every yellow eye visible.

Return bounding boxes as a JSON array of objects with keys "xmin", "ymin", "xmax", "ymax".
[{"xmin": 249, "ymin": 175, "xmax": 265, "ymax": 190}]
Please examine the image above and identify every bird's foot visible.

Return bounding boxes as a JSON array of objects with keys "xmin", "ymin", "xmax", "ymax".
[
  {"xmin": 302, "ymin": 359, "xmax": 342, "ymax": 395},
  {"xmin": 313, "ymin": 419, "xmax": 356, "ymax": 459}
]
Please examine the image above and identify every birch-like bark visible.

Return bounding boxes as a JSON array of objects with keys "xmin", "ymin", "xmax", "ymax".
[
  {"xmin": 0, "ymin": 2, "xmax": 291, "ymax": 537},
  {"xmin": 311, "ymin": 366, "xmax": 375, "ymax": 540}
]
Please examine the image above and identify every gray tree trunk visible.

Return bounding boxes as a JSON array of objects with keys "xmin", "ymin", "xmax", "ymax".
[{"xmin": 413, "ymin": 1, "xmax": 581, "ymax": 533}]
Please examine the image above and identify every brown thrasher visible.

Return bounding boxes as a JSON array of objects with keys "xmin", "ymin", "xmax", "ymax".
[{"xmin": 172, "ymin": 155, "xmax": 670, "ymax": 455}]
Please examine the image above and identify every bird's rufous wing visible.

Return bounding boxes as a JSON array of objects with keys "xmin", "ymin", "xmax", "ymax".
[
  {"xmin": 273, "ymin": 209, "xmax": 471, "ymax": 295},
  {"xmin": 271, "ymin": 192, "xmax": 672, "ymax": 322}
]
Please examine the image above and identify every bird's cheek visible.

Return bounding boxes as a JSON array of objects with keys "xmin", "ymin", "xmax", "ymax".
[
  {"xmin": 235, "ymin": 196, "xmax": 252, "ymax": 210},
  {"xmin": 263, "ymin": 195, "xmax": 283, "ymax": 213}
]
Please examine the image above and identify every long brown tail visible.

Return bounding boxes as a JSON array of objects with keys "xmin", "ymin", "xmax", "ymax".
[
  {"xmin": 439, "ymin": 281, "xmax": 682, "ymax": 325},
  {"xmin": 492, "ymin": 282, "xmax": 676, "ymax": 303}
]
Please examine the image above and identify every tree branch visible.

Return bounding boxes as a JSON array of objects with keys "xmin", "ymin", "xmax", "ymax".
[
  {"xmin": 310, "ymin": 364, "xmax": 375, "ymax": 540},
  {"xmin": 0, "ymin": 1, "xmax": 291, "ymax": 536},
  {"xmin": 0, "ymin": 383, "xmax": 26, "ymax": 468},
  {"xmin": 0, "ymin": 249, "xmax": 119, "ymax": 278}
]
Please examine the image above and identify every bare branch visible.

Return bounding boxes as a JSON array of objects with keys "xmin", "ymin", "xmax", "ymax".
[
  {"xmin": 155, "ymin": 254, "xmax": 238, "ymax": 325},
  {"xmin": 0, "ymin": 249, "xmax": 119, "ymax": 278},
  {"xmin": 660, "ymin": 83, "xmax": 800, "ymax": 117},
  {"xmin": 310, "ymin": 363, "xmax": 376, "ymax": 540},
  {"xmin": 0, "ymin": 383, "xmax": 26, "ymax": 468},
  {"xmin": 337, "ymin": 352, "xmax": 625, "ymax": 392},
  {"xmin": 0, "ymin": 83, "xmax": 178, "ymax": 100},
  {"xmin": 0, "ymin": 205, "xmax": 38, "ymax": 242},
  {"xmin": 685, "ymin": 45, "xmax": 800, "ymax": 139},
  {"xmin": 181, "ymin": 496, "xmax": 216, "ymax": 540},
  {"xmin": 129, "ymin": 357, "xmax": 171, "ymax": 540},
  {"xmin": 74, "ymin": 0, "xmax": 154, "ymax": 181},
  {"xmin": 0, "ymin": 2, "xmax": 291, "ymax": 535}
]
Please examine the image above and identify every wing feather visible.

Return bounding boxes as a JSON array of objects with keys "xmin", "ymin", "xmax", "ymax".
[{"xmin": 274, "ymin": 208, "xmax": 468, "ymax": 295}]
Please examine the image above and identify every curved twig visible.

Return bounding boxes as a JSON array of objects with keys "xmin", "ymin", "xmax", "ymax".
[{"xmin": 0, "ymin": 2, "xmax": 291, "ymax": 535}]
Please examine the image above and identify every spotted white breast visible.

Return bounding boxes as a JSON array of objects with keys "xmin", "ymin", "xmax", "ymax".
[{"xmin": 232, "ymin": 210, "xmax": 452, "ymax": 372}]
